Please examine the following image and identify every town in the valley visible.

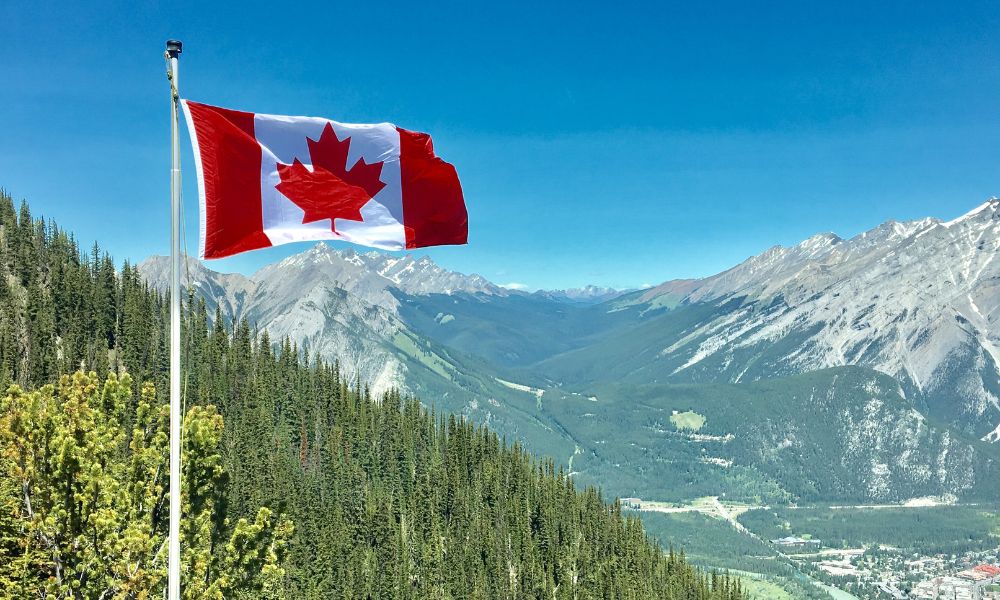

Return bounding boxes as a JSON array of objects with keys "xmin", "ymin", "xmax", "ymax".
[
  {"xmin": 621, "ymin": 497, "xmax": 1000, "ymax": 599},
  {"xmin": 805, "ymin": 547, "xmax": 1000, "ymax": 600}
]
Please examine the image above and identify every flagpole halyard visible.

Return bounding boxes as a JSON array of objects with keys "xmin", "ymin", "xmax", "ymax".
[{"xmin": 165, "ymin": 38, "xmax": 183, "ymax": 600}]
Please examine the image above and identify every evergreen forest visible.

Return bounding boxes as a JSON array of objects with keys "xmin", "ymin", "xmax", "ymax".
[{"xmin": 0, "ymin": 191, "xmax": 746, "ymax": 599}]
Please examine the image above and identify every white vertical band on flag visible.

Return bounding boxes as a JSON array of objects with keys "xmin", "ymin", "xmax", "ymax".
[
  {"xmin": 179, "ymin": 100, "xmax": 209, "ymax": 259},
  {"xmin": 253, "ymin": 113, "xmax": 406, "ymax": 250}
]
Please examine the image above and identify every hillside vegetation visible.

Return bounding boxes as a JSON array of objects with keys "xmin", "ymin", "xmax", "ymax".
[
  {"xmin": 0, "ymin": 191, "xmax": 745, "ymax": 598},
  {"xmin": 142, "ymin": 201, "xmax": 1000, "ymax": 507},
  {"xmin": 543, "ymin": 371, "xmax": 1000, "ymax": 504}
]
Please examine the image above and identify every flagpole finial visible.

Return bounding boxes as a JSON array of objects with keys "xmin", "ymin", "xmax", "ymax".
[{"xmin": 166, "ymin": 39, "xmax": 183, "ymax": 58}]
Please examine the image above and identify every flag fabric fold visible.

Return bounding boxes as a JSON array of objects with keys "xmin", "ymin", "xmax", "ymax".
[{"xmin": 181, "ymin": 100, "xmax": 468, "ymax": 259}]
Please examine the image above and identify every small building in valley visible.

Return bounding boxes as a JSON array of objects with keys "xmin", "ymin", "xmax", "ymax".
[
  {"xmin": 771, "ymin": 536, "xmax": 820, "ymax": 548},
  {"xmin": 958, "ymin": 564, "xmax": 1000, "ymax": 583}
]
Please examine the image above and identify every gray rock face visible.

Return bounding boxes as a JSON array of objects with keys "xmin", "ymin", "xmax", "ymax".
[
  {"xmin": 628, "ymin": 199, "xmax": 1000, "ymax": 440},
  {"xmin": 139, "ymin": 243, "xmax": 503, "ymax": 394},
  {"xmin": 534, "ymin": 285, "xmax": 628, "ymax": 304},
  {"xmin": 140, "ymin": 200, "xmax": 1000, "ymax": 445}
]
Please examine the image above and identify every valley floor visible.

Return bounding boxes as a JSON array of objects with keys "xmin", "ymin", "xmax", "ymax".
[{"xmin": 632, "ymin": 497, "xmax": 1000, "ymax": 600}]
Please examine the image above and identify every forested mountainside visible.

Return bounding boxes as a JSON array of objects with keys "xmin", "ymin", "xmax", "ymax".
[
  {"xmin": 144, "ymin": 200, "xmax": 1000, "ymax": 505},
  {"xmin": 139, "ymin": 250, "xmax": 579, "ymax": 464},
  {"xmin": 0, "ymin": 190, "xmax": 744, "ymax": 598},
  {"xmin": 544, "ymin": 368, "xmax": 1000, "ymax": 504},
  {"xmin": 565, "ymin": 200, "xmax": 1000, "ymax": 441}
]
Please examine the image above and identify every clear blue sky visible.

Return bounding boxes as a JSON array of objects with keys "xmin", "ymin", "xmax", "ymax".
[{"xmin": 3, "ymin": 1, "xmax": 999, "ymax": 290}]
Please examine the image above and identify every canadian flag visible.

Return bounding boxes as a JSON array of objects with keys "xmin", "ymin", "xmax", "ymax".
[{"xmin": 181, "ymin": 100, "xmax": 468, "ymax": 259}]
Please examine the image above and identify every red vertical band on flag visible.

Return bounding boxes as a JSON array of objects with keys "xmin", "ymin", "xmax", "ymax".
[
  {"xmin": 396, "ymin": 127, "xmax": 468, "ymax": 249},
  {"xmin": 185, "ymin": 101, "xmax": 271, "ymax": 259}
]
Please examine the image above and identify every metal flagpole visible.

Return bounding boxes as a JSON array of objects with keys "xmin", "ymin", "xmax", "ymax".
[{"xmin": 165, "ymin": 38, "xmax": 183, "ymax": 600}]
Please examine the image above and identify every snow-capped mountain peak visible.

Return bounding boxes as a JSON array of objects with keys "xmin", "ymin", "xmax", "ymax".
[
  {"xmin": 630, "ymin": 199, "xmax": 1000, "ymax": 440},
  {"xmin": 138, "ymin": 199, "xmax": 1000, "ymax": 443},
  {"xmin": 138, "ymin": 243, "xmax": 509, "ymax": 395},
  {"xmin": 797, "ymin": 231, "xmax": 843, "ymax": 253},
  {"xmin": 943, "ymin": 197, "xmax": 999, "ymax": 227},
  {"xmin": 246, "ymin": 243, "xmax": 505, "ymax": 309},
  {"xmin": 535, "ymin": 285, "xmax": 628, "ymax": 304}
]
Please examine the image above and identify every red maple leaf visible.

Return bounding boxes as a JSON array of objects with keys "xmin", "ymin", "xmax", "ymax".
[{"xmin": 275, "ymin": 123, "xmax": 387, "ymax": 232}]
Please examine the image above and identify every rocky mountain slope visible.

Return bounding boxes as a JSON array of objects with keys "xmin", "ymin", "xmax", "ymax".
[
  {"xmin": 605, "ymin": 199, "xmax": 1000, "ymax": 440},
  {"xmin": 140, "ymin": 198, "xmax": 1000, "ymax": 502},
  {"xmin": 141, "ymin": 244, "xmax": 505, "ymax": 393},
  {"xmin": 533, "ymin": 285, "xmax": 628, "ymax": 304},
  {"xmin": 547, "ymin": 367, "xmax": 998, "ymax": 503},
  {"xmin": 140, "ymin": 246, "xmax": 578, "ymax": 461}
]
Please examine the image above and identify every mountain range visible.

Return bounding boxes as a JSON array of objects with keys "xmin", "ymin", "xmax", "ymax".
[{"xmin": 140, "ymin": 198, "xmax": 1000, "ymax": 504}]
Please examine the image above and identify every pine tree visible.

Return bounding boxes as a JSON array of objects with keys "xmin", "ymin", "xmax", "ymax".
[
  {"xmin": 0, "ymin": 372, "xmax": 292, "ymax": 599},
  {"xmin": 0, "ymin": 191, "xmax": 747, "ymax": 600}
]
